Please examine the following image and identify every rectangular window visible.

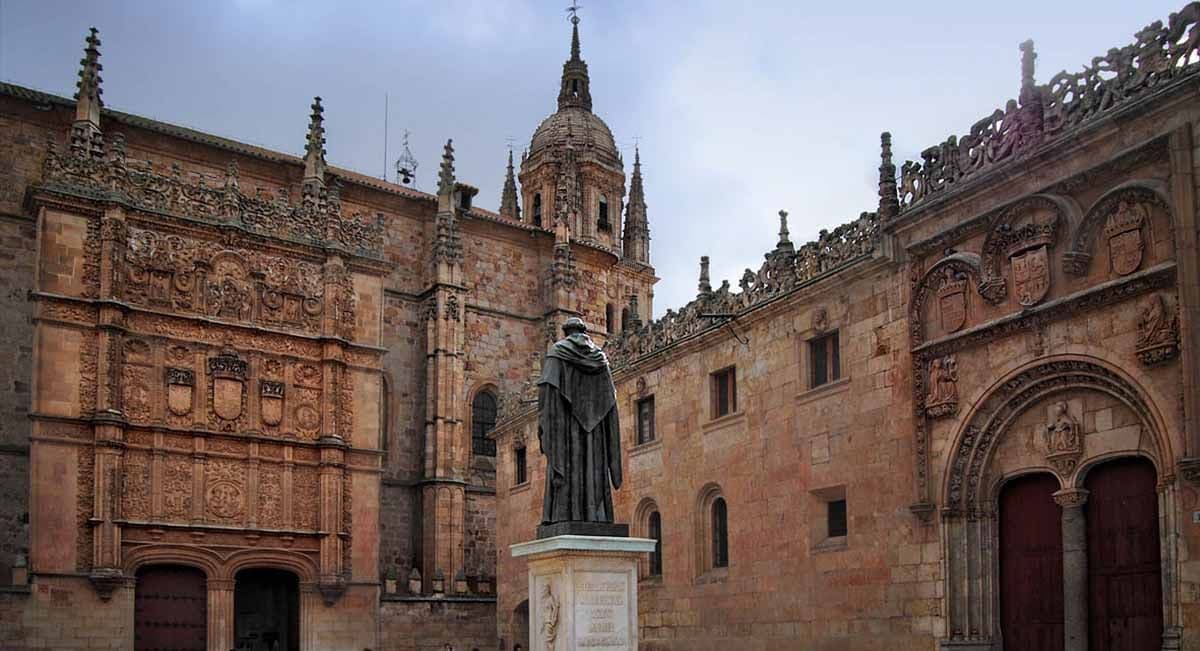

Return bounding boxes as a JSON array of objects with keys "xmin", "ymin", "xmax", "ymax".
[
  {"xmin": 514, "ymin": 446, "xmax": 527, "ymax": 485},
  {"xmin": 827, "ymin": 499, "xmax": 847, "ymax": 538},
  {"xmin": 809, "ymin": 331, "xmax": 841, "ymax": 388},
  {"xmin": 636, "ymin": 396, "xmax": 656, "ymax": 444},
  {"xmin": 711, "ymin": 366, "xmax": 737, "ymax": 419}
]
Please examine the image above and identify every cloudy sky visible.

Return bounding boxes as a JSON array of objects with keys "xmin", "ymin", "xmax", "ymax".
[{"xmin": 0, "ymin": 0, "xmax": 1181, "ymax": 314}]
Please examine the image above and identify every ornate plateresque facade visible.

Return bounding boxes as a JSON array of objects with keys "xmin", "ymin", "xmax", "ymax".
[{"xmin": 0, "ymin": 14, "xmax": 655, "ymax": 651}]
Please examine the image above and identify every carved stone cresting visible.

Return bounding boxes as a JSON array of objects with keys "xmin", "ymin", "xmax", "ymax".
[
  {"xmin": 1136, "ymin": 293, "xmax": 1180, "ymax": 365},
  {"xmin": 605, "ymin": 212, "xmax": 878, "ymax": 368},
  {"xmin": 898, "ymin": 7, "xmax": 1200, "ymax": 213},
  {"xmin": 1105, "ymin": 200, "xmax": 1148, "ymax": 276},
  {"xmin": 540, "ymin": 581, "xmax": 560, "ymax": 646},
  {"xmin": 924, "ymin": 355, "xmax": 959, "ymax": 419},
  {"xmin": 1044, "ymin": 401, "xmax": 1083, "ymax": 476}
]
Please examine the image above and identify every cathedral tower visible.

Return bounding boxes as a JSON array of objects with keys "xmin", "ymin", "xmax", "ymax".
[{"xmin": 518, "ymin": 13, "xmax": 628, "ymax": 253}]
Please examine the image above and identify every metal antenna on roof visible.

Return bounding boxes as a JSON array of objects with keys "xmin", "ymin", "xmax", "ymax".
[{"xmin": 383, "ymin": 93, "xmax": 389, "ymax": 181}]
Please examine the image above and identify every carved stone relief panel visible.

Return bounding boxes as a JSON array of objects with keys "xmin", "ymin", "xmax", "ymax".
[
  {"xmin": 978, "ymin": 196, "xmax": 1062, "ymax": 306},
  {"xmin": 121, "ymin": 450, "xmax": 151, "ymax": 521},
  {"xmin": 122, "ymin": 339, "xmax": 155, "ymax": 422},
  {"xmin": 1136, "ymin": 293, "xmax": 1180, "ymax": 365},
  {"xmin": 293, "ymin": 465, "xmax": 320, "ymax": 531},
  {"xmin": 1105, "ymin": 200, "xmax": 1148, "ymax": 276},
  {"xmin": 205, "ymin": 459, "xmax": 246, "ymax": 525},
  {"xmin": 292, "ymin": 363, "xmax": 323, "ymax": 440},
  {"xmin": 924, "ymin": 355, "xmax": 959, "ymax": 419},
  {"xmin": 258, "ymin": 464, "xmax": 284, "ymax": 529},
  {"xmin": 1043, "ymin": 400, "xmax": 1083, "ymax": 476},
  {"xmin": 935, "ymin": 267, "xmax": 968, "ymax": 334},
  {"xmin": 208, "ymin": 348, "xmax": 248, "ymax": 432},
  {"xmin": 162, "ymin": 455, "xmax": 193, "ymax": 523}
]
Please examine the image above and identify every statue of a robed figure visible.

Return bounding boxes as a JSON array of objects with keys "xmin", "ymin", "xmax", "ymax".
[{"xmin": 536, "ymin": 317, "xmax": 627, "ymax": 538}]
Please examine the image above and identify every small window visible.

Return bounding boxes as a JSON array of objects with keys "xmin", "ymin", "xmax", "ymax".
[
  {"xmin": 827, "ymin": 499, "xmax": 847, "ymax": 538},
  {"xmin": 472, "ymin": 391, "xmax": 497, "ymax": 457},
  {"xmin": 532, "ymin": 193, "xmax": 543, "ymax": 227},
  {"xmin": 648, "ymin": 511, "xmax": 663, "ymax": 577},
  {"xmin": 636, "ymin": 396, "xmax": 656, "ymax": 445},
  {"xmin": 605, "ymin": 303, "xmax": 615, "ymax": 334},
  {"xmin": 711, "ymin": 497, "xmax": 729, "ymax": 568},
  {"xmin": 598, "ymin": 195, "xmax": 610, "ymax": 231},
  {"xmin": 711, "ymin": 366, "xmax": 737, "ymax": 419},
  {"xmin": 810, "ymin": 331, "xmax": 841, "ymax": 388},
  {"xmin": 514, "ymin": 445, "xmax": 527, "ymax": 485}
]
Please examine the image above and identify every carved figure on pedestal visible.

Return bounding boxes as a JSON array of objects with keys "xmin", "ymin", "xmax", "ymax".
[
  {"xmin": 924, "ymin": 355, "xmax": 959, "ymax": 419},
  {"xmin": 1136, "ymin": 293, "xmax": 1180, "ymax": 365},
  {"xmin": 1044, "ymin": 401, "xmax": 1082, "ymax": 476},
  {"xmin": 537, "ymin": 317, "xmax": 623, "ymax": 531}
]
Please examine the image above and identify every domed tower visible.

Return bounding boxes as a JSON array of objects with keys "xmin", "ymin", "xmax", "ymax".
[{"xmin": 519, "ymin": 12, "xmax": 627, "ymax": 252}]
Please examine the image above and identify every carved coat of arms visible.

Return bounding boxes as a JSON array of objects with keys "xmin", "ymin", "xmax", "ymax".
[
  {"xmin": 1106, "ymin": 200, "xmax": 1147, "ymax": 276},
  {"xmin": 1011, "ymin": 245, "xmax": 1050, "ymax": 307},
  {"xmin": 166, "ymin": 368, "xmax": 195, "ymax": 416},
  {"xmin": 260, "ymin": 380, "xmax": 285, "ymax": 427},
  {"xmin": 936, "ymin": 267, "xmax": 968, "ymax": 333},
  {"xmin": 208, "ymin": 349, "xmax": 248, "ymax": 422}
]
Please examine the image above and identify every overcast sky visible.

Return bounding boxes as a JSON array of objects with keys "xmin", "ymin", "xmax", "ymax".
[{"xmin": 0, "ymin": 0, "xmax": 1181, "ymax": 315}]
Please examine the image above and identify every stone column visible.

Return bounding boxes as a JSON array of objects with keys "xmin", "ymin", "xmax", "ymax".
[
  {"xmin": 206, "ymin": 578, "xmax": 235, "ymax": 651},
  {"xmin": 1054, "ymin": 488, "xmax": 1089, "ymax": 651}
]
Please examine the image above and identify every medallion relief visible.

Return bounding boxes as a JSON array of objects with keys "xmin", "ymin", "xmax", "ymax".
[{"xmin": 205, "ymin": 459, "xmax": 246, "ymax": 523}]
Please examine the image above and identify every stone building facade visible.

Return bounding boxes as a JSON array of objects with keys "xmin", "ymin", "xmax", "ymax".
[
  {"xmin": 0, "ymin": 17, "xmax": 654, "ymax": 651},
  {"xmin": 494, "ymin": 5, "xmax": 1200, "ymax": 651}
]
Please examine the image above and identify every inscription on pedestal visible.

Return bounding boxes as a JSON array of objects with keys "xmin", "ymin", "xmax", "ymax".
[{"xmin": 574, "ymin": 572, "xmax": 629, "ymax": 649}]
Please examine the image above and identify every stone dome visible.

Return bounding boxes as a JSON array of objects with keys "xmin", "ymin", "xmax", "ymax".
[{"xmin": 528, "ymin": 107, "xmax": 620, "ymax": 163}]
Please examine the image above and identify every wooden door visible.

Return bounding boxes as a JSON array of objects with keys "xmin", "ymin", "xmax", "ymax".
[
  {"xmin": 1000, "ymin": 473, "xmax": 1064, "ymax": 651},
  {"xmin": 135, "ymin": 565, "xmax": 207, "ymax": 651},
  {"xmin": 1086, "ymin": 458, "xmax": 1162, "ymax": 651}
]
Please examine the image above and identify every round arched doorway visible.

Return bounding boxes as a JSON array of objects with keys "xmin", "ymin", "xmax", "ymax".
[{"xmin": 234, "ymin": 568, "xmax": 299, "ymax": 651}]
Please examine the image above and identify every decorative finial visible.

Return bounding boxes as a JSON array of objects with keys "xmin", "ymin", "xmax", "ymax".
[
  {"xmin": 76, "ymin": 27, "xmax": 103, "ymax": 110},
  {"xmin": 437, "ymin": 139, "xmax": 456, "ymax": 197},
  {"xmin": 500, "ymin": 146, "xmax": 521, "ymax": 220},
  {"xmin": 698, "ymin": 256, "xmax": 712, "ymax": 296},
  {"xmin": 1019, "ymin": 39, "xmax": 1037, "ymax": 104},
  {"xmin": 567, "ymin": 1, "xmax": 582, "ymax": 25},
  {"xmin": 303, "ymin": 96, "xmax": 327, "ymax": 183},
  {"xmin": 72, "ymin": 27, "xmax": 104, "ymax": 156},
  {"xmin": 557, "ymin": 1, "xmax": 592, "ymax": 111},
  {"xmin": 778, "ymin": 210, "xmax": 792, "ymax": 248},
  {"xmin": 878, "ymin": 131, "xmax": 899, "ymax": 219},
  {"xmin": 395, "ymin": 129, "xmax": 419, "ymax": 187}
]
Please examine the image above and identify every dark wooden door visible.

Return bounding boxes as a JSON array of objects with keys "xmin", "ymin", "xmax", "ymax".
[
  {"xmin": 135, "ymin": 565, "xmax": 207, "ymax": 651},
  {"xmin": 1086, "ymin": 457, "xmax": 1162, "ymax": 651},
  {"xmin": 1000, "ymin": 473, "xmax": 1064, "ymax": 651}
]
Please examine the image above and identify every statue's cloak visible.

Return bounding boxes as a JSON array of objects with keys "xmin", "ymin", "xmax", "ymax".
[{"xmin": 537, "ymin": 333, "xmax": 623, "ymax": 524}]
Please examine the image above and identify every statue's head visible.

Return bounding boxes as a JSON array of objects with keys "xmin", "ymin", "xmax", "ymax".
[{"xmin": 562, "ymin": 317, "xmax": 588, "ymax": 336}]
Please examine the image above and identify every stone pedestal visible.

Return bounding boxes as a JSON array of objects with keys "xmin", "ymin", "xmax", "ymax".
[{"xmin": 511, "ymin": 535, "xmax": 655, "ymax": 651}]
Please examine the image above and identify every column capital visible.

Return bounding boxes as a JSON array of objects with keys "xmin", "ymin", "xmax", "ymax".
[{"xmin": 1053, "ymin": 487, "xmax": 1090, "ymax": 508}]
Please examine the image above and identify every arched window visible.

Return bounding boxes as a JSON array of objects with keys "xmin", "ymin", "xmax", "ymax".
[
  {"xmin": 472, "ymin": 390, "xmax": 497, "ymax": 456},
  {"xmin": 532, "ymin": 193, "xmax": 542, "ymax": 227},
  {"xmin": 648, "ymin": 511, "xmax": 663, "ymax": 577},
  {"xmin": 711, "ymin": 497, "xmax": 728, "ymax": 568},
  {"xmin": 605, "ymin": 303, "xmax": 615, "ymax": 334},
  {"xmin": 598, "ymin": 195, "xmax": 610, "ymax": 231}
]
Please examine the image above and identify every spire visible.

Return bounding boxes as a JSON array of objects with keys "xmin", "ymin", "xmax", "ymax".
[
  {"xmin": 72, "ymin": 27, "xmax": 104, "ymax": 157},
  {"xmin": 698, "ymin": 256, "xmax": 712, "ymax": 297},
  {"xmin": 499, "ymin": 147, "xmax": 521, "ymax": 220},
  {"xmin": 777, "ymin": 210, "xmax": 793, "ymax": 252},
  {"xmin": 303, "ymin": 96, "xmax": 327, "ymax": 185},
  {"xmin": 557, "ymin": 8, "xmax": 592, "ymax": 112},
  {"xmin": 437, "ymin": 139, "xmax": 456, "ymax": 198},
  {"xmin": 622, "ymin": 146, "xmax": 651, "ymax": 264},
  {"xmin": 878, "ymin": 132, "xmax": 899, "ymax": 219}
]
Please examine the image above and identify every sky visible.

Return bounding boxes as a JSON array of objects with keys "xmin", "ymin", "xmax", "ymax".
[{"xmin": 0, "ymin": 0, "xmax": 1183, "ymax": 315}]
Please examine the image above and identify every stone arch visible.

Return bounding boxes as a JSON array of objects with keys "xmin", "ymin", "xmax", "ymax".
[
  {"xmin": 694, "ymin": 483, "xmax": 726, "ymax": 576},
  {"xmin": 634, "ymin": 497, "xmax": 662, "ymax": 578},
  {"xmin": 909, "ymin": 251, "xmax": 983, "ymax": 346},
  {"xmin": 1063, "ymin": 179, "xmax": 1172, "ymax": 275},
  {"xmin": 223, "ymin": 549, "xmax": 319, "ymax": 583},
  {"xmin": 123, "ymin": 543, "xmax": 223, "ymax": 580},
  {"xmin": 939, "ymin": 354, "xmax": 1178, "ymax": 645},
  {"xmin": 469, "ymin": 382, "xmax": 500, "ymax": 458}
]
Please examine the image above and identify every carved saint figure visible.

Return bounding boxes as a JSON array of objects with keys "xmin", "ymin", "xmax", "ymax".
[
  {"xmin": 1045, "ymin": 401, "xmax": 1080, "ymax": 453},
  {"xmin": 538, "ymin": 317, "xmax": 623, "ymax": 525},
  {"xmin": 925, "ymin": 355, "xmax": 959, "ymax": 418},
  {"xmin": 540, "ymin": 582, "xmax": 559, "ymax": 646},
  {"xmin": 1138, "ymin": 293, "xmax": 1170, "ymax": 348}
]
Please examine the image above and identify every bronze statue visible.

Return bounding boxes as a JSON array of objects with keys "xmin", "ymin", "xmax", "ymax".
[{"xmin": 537, "ymin": 317, "xmax": 623, "ymax": 534}]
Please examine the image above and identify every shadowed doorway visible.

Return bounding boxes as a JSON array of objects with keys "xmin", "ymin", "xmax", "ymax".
[{"xmin": 234, "ymin": 568, "xmax": 299, "ymax": 651}]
